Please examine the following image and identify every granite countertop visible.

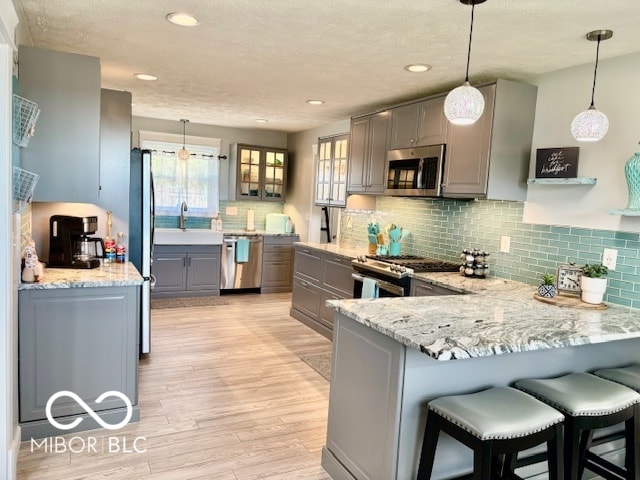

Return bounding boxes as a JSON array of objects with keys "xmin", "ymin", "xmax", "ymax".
[
  {"xmin": 221, "ymin": 230, "xmax": 299, "ymax": 237},
  {"xmin": 294, "ymin": 241, "xmax": 362, "ymax": 259},
  {"xmin": 329, "ymin": 273, "xmax": 640, "ymax": 361},
  {"xmin": 18, "ymin": 262, "xmax": 144, "ymax": 290}
]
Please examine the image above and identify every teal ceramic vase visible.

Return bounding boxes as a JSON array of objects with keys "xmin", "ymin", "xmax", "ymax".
[
  {"xmin": 389, "ymin": 242, "xmax": 401, "ymax": 256},
  {"xmin": 624, "ymin": 149, "xmax": 640, "ymax": 209}
]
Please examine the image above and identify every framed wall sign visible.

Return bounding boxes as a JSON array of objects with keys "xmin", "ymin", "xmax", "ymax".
[{"xmin": 535, "ymin": 147, "xmax": 579, "ymax": 178}]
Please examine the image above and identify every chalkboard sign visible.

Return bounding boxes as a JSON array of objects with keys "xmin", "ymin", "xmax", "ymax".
[{"xmin": 535, "ymin": 147, "xmax": 579, "ymax": 178}]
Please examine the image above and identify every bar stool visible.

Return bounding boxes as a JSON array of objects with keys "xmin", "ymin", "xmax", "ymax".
[
  {"xmin": 594, "ymin": 364, "xmax": 640, "ymax": 392},
  {"xmin": 416, "ymin": 386, "xmax": 564, "ymax": 480},
  {"xmin": 516, "ymin": 372, "xmax": 640, "ymax": 480}
]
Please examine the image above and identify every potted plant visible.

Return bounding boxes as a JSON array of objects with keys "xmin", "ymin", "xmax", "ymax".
[
  {"xmin": 537, "ymin": 273, "xmax": 557, "ymax": 298},
  {"xmin": 580, "ymin": 263, "xmax": 608, "ymax": 304}
]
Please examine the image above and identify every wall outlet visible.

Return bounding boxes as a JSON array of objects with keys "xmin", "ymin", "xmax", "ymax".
[
  {"xmin": 602, "ymin": 248, "xmax": 618, "ymax": 270},
  {"xmin": 346, "ymin": 216, "xmax": 353, "ymax": 229},
  {"xmin": 225, "ymin": 206, "xmax": 238, "ymax": 216},
  {"xmin": 500, "ymin": 236, "xmax": 511, "ymax": 253}
]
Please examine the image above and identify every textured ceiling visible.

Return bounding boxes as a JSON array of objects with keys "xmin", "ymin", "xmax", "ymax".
[{"xmin": 12, "ymin": 0, "xmax": 640, "ymax": 133}]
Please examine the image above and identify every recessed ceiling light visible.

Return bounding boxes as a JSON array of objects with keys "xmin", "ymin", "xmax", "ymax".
[
  {"xmin": 404, "ymin": 64, "xmax": 432, "ymax": 73},
  {"xmin": 166, "ymin": 12, "xmax": 199, "ymax": 27},
  {"xmin": 255, "ymin": 119, "xmax": 268, "ymax": 123},
  {"xmin": 306, "ymin": 100, "xmax": 325, "ymax": 105},
  {"xmin": 134, "ymin": 73, "xmax": 157, "ymax": 81}
]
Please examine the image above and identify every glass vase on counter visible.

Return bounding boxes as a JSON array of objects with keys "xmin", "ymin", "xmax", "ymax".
[{"xmin": 460, "ymin": 249, "xmax": 490, "ymax": 278}]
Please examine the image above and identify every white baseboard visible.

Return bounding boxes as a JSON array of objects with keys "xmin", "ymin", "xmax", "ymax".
[{"xmin": 6, "ymin": 424, "xmax": 20, "ymax": 480}]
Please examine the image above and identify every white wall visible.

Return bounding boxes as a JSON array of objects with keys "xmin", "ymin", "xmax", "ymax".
[
  {"xmin": 525, "ymin": 51, "xmax": 640, "ymax": 231},
  {"xmin": 1, "ymin": 0, "xmax": 20, "ymax": 478},
  {"xmin": 286, "ymin": 120, "xmax": 350, "ymax": 242}
]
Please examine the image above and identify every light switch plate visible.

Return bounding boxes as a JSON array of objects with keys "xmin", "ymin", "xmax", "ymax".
[
  {"xmin": 226, "ymin": 206, "xmax": 238, "ymax": 216},
  {"xmin": 602, "ymin": 248, "xmax": 617, "ymax": 270},
  {"xmin": 500, "ymin": 236, "xmax": 511, "ymax": 253}
]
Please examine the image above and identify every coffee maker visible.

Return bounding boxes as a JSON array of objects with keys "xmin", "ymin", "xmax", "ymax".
[{"xmin": 48, "ymin": 215, "xmax": 104, "ymax": 269}]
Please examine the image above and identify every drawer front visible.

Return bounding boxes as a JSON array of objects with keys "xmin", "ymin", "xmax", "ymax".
[
  {"xmin": 262, "ymin": 261, "xmax": 292, "ymax": 288},
  {"xmin": 319, "ymin": 288, "xmax": 349, "ymax": 330},
  {"xmin": 410, "ymin": 279, "xmax": 463, "ymax": 296},
  {"xmin": 323, "ymin": 255, "xmax": 354, "ymax": 296},
  {"xmin": 263, "ymin": 235, "xmax": 298, "ymax": 246},
  {"xmin": 294, "ymin": 247, "xmax": 322, "ymax": 284},
  {"xmin": 292, "ymin": 275, "xmax": 321, "ymax": 318},
  {"xmin": 263, "ymin": 251, "xmax": 292, "ymax": 263}
]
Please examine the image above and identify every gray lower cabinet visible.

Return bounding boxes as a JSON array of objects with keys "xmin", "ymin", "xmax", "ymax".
[
  {"xmin": 290, "ymin": 245, "xmax": 354, "ymax": 339},
  {"xmin": 152, "ymin": 245, "xmax": 221, "ymax": 298},
  {"xmin": 19, "ymin": 286, "xmax": 140, "ymax": 439},
  {"xmin": 261, "ymin": 235, "xmax": 298, "ymax": 294}
]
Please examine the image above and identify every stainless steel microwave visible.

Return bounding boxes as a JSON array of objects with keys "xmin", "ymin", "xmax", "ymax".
[{"xmin": 385, "ymin": 144, "xmax": 446, "ymax": 197}]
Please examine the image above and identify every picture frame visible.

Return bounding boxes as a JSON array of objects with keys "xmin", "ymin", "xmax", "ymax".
[{"xmin": 535, "ymin": 147, "xmax": 579, "ymax": 178}]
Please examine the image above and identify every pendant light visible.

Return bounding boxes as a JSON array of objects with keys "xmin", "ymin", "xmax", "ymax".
[
  {"xmin": 178, "ymin": 119, "xmax": 190, "ymax": 161},
  {"xmin": 570, "ymin": 30, "xmax": 613, "ymax": 142},
  {"xmin": 444, "ymin": 0, "xmax": 486, "ymax": 126}
]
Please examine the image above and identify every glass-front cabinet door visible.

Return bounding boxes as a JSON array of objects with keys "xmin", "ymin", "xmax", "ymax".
[
  {"xmin": 264, "ymin": 150, "xmax": 286, "ymax": 200},
  {"xmin": 235, "ymin": 144, "xmax": 287, "ymax": 202},
  {"xmin": 315, "ymin": 133, "xmax": 348, "ymax": 207},
  {"xmin": 238, "ymin": 146, "xmax": 261, "ymax": 198}
]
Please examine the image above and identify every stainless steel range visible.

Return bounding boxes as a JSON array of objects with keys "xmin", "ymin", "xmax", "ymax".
[{"xmin": 351, "ymin": 255, "xmax": 460, "ymax": 297}]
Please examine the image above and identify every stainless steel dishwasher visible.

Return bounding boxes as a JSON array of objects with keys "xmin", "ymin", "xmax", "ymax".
[{"xmin": 221, "ymin": 235, "xmax": 263, "ymax": 290}]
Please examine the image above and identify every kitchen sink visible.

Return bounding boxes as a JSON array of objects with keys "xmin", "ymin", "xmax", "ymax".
[{"xmin": 154, "ymin": 228, "xmax": 223, "ymax": 245}]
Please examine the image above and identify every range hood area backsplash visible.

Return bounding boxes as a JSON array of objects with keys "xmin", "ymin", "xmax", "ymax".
[{"xmin": 339, "ymin": 197, "xmax": 640, "ymax": 309}]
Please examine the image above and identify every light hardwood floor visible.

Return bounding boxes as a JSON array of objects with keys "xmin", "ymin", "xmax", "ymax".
[{"xmin": 17, "ymin": 293, "xmax": 333, "ymax": 480}]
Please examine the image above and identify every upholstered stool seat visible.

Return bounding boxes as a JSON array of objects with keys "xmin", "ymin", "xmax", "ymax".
[
  {"xmin": 417, "ymin": 386, "xmax": 564, "ymax": 480},
  {"xmin": 594, "ymin": 364, "xmax": 640, "ymax": 392},
  {"xmin": 516, "ymin": 372, "xmax": 640, "ymax": 480}
]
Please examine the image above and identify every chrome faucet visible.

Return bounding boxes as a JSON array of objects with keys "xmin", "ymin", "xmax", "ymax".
[{"xmin": 179, "ymin": 201, "xmax": 188, "ymax": 230}]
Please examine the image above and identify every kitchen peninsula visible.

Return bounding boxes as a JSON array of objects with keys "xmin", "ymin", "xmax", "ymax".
[
  {"xmin": 321, "ymin": 274, "xmax": 640, "ymax": 480},
  {"xmin": 18, "ymin": 263, "xmax": 143, "ymax": 440}
]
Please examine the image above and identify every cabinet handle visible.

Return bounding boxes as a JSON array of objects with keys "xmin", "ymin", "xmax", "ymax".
[
  {"xmin": 302, "ymin": 249, "xmax": 310, "ymax": 253},
  {"xmin": 301, "ymin": 280, "xmax": 309, "ymax": 287},
  {"xmin": 183, "ymin": 258, "xmax": 187, "ymax": 267},
  {"xmin": 334, "ymin": 258, "xmax": 342, "ymax": 263}
]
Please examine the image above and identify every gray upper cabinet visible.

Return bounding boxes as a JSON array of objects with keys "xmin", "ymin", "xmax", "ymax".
[
  {"xmin": 347, "ymin": 111, "xmax": 390, "ymax": 194},
  {"xmin": 389, "ymin": 96, "xmax": 448, "ymax": 149},
  {"xmin": 442, "ymin": 79, "xmax": 537, "ymax": 201},
  {"xmin": 416, "ymin": 96, "xmax": 448, "ymax": 146},
  {"xmin": 232, "ymin": 144, "xmax": 287, "ymax": 202},
  {"xmin": 18, "ymin": 46, "xmax": 101, "ymax": 203},
  {"xmin": 389, "ymin": 103, "xmax": 419, "ymax": 149}
]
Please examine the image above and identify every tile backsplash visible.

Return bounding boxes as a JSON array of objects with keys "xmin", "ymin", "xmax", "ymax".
[
  {"xmin": 155, "ymin": 200, "xmax": 283, "ymax": 231},
  {"xmin": 339, "ymin": 197, "xmax": 640, "ymax": 308}
]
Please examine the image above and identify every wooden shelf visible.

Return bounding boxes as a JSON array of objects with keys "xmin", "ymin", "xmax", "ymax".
[
  {"xmin": 608, "ymin": 208, "xmax": 640, "ymax": 216},
  {"xmin": 527, "ymin": 177, "xmax": 597, "ymax": 185}
]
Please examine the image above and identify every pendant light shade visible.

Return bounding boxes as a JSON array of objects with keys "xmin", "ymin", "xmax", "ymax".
[
  {"xmin": 444, "ymin": 0, "xmax": 486, "ymax": 126},
  {"xmin": 444, "ymin": 81, "xmax": 485, "ymax": 125},
  {"xmin": 571, "ymin": 106, "xmax": 609, "ymax": 142},
  {"xmin": 178, "ymin": 119, "xmax": 190, "ymax": 161},
  {"xmin": 571, "ymin": 30, "xmax": 612, "ymax": 142}
]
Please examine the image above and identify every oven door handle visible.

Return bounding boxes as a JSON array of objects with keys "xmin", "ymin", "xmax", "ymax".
[{"xmin": 352, "ymin": 273, "xmax": 406, "ymax": 297}]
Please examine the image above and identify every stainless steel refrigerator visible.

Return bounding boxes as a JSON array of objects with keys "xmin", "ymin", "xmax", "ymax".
[{"xmin": 129, "ymin": 148, "xmax": 154, "ymax": 354}]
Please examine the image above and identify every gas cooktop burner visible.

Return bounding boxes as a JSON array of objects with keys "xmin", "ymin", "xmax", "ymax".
[{"xmin": 365, "ymin": 255, "xmax": 460, "ymax": 273}]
